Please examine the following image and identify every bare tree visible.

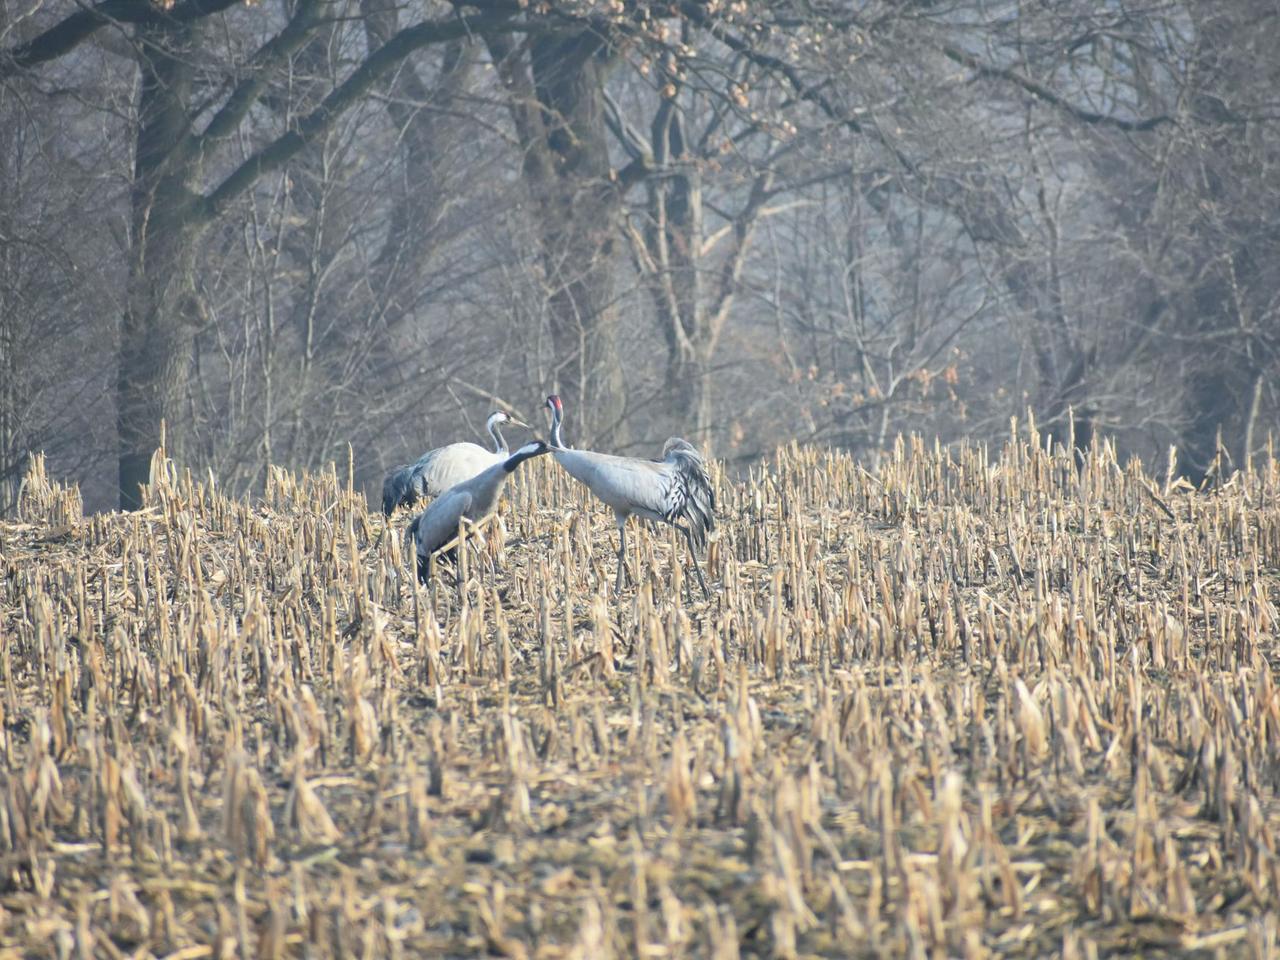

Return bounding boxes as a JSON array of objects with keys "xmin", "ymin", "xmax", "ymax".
[
  {"xmin": 4, "ymin": 0, "xmax": 1277, "ymax": 506},
  {"xmin": 0, "ymin": 5, "xmax": 122, "ymax": 512},
  {"xmin": 4, "ymin": 0, "xmax": 516, "ymax": 506}
]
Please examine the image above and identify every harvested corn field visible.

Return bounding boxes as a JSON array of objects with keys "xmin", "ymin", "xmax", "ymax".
[{"xmin": 2, "ymin": 428, "xmax": 1280, "ymax": 959}]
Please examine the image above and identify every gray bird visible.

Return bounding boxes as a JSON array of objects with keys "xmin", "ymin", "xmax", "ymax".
[
  {"xmin": 409, "ymin": 440, "xmax": 550, "ymax": 582},
  {"xmin": 382, "ymin": 410, "xmax": 530, "ymax": 516},
  {"xmin": 543, "ymin": 394, "xmax": 715, "ymax": 598}
]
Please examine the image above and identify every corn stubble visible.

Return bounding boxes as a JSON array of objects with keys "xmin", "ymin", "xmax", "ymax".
[{"xmin": 1, "ymin": 428, "xmax": 1279, "ymax": 958}]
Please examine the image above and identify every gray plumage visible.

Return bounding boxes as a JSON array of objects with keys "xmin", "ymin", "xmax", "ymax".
[
  {"xmin": 382, "ymin": 410, "xmax": 529, "ymax": 516},
  {"xmin": 544, "ymin": 395, "xmax": 715, "ymax": 597},
  {"xmin": 410, "ymin": 440, "xmax": 550, "ymax": 581}
]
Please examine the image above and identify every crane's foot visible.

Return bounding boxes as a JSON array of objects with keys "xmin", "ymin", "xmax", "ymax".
[
  {"xmin": 417, "ymin": 549, "xmax": 459, "ymax": 585},
  {"xmin": 691, "ymin": 562, "xmax": 711, "ymax": 601}
]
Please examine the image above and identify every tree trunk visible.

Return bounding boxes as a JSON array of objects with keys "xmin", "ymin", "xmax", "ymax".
[
  {"xmin": 639, "ymin": 88, "xmax": 768, "ymax": 453},
  {"xmin": 488, "ymin": 30, "xmax": 628, "ymax": 447},
  {"xmin": 0, "ymin": 252, "xmax": 16, "ymax": 513},
  {"xmin": 645, "ymin": 98, "xmax": 710, "ymax": 446},
  {"xmin": 117, "ymin": 19, "xmax": 202, "ymax": 509},
  {"xmin": 1175, "ymin": 5, "xmax": 1277, "ymax": 479}
]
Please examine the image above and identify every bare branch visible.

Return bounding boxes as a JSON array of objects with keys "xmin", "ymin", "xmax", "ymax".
[
  {"xmin": 1, "ymin": 0, "xmax": 240, "ymax": 75},
  {"xmin": 197, "ymin": 10, "xmax": 517, "ymax": 221},
  {"xmin": 941, "ymin": 44, "xmax": 1172, "ymax": 132},
  {"xmin": 193, "ymin": 0, "xmax": 326, "ymax": 151}
]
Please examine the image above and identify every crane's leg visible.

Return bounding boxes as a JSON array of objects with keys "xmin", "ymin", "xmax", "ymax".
[
  {"xmin": 615, "ymin": 516, "xmax": 630, "ymax": 593},
  {"xmin": 675, "ymin": 523, "xmax": 711, "ymax": 600},
  {"xmin": 678, "ymin": 530, "xmax": 694, "ymax": 605}
]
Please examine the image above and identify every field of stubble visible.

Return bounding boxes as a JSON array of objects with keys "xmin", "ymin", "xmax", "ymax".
[{"xmin": 1, "ymin": 429, "xmax": 1279, "ymax": 959}]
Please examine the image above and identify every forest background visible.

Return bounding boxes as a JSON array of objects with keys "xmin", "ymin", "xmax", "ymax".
[{"xmin": 1, "ymin": 0, "xmax": 1276, "ymax": 512}]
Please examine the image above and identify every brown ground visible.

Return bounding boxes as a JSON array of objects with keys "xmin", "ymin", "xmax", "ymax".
[{"xmin": 1, "ymin": 432, "xmax": 1278, "ymax": 958}]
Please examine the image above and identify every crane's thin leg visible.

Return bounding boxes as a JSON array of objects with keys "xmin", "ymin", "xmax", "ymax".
[
  {"xmin": 615, "ymin": 519, "xmax": 629, "ymax": 593},
  {"xmin": 428, "ymin": 555, "xmax": 440, "ymax": 620},
  {"xmin": 675, "ymin": 523, "xmax": 711, "ymax": 600},
  {"xmin": 667, "ymin": 525, "xmax": 692, "ymax": 604}
]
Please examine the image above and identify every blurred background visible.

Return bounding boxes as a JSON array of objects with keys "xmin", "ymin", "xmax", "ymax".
[{"xmin": 1, "ymin": 0, "xmax": 1276, "ymax": 513}]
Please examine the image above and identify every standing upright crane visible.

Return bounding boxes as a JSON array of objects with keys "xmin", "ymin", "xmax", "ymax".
[
  {"xmin": 382, "ymin": 410, "xmax": 530, "ymax": 516},
  {"xmin": 409, "ymin": 440, "xmax": 550, "ymax": 582},
  {"xmin": 543, "ymin": 394, "xmax": 715, "ymax": 598}
]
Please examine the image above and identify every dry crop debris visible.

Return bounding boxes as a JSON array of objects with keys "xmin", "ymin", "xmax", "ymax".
[{"xmin": 1, "ymin": 429, "xmax": 1279, "ymax": 958}]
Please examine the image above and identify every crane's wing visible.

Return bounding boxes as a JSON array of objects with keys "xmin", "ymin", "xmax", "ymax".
[
  {"xmin": 409, "ymin": 442, "xmax": 500, "ymax": 498},
  {"xmin": 551, "ymin": 450, "xmax": 667, "ymax": 514},
  {"xmin": 413, "ymin": 488, "xmax": 475, "ymax": 558},
  {"xmin": 405, "ymin": 449, "xmax": 444, "ymax": 499}
]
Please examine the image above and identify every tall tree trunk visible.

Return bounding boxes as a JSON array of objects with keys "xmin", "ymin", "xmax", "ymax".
[
  {"xmin": 636, "ymin": 71, "xmax": 769, "ymax": 452},
  {"xmin": 117, "ymin": 19, "xmax": 201, "ymax": 508},
  {"xmin": 644, "ymin": 96, "xmax": 708, "ymax": 445},
  {"xmin": 1175, "ymin": 5, "xmax": 1278, "ymax": 479},
  {"xmin": 488, "ymin": 30, "xmax": 627, "ymax": 447},
  {"xmin": 0, "ymin": 4, "xmax": 15, "ymax": 512},
  {"xmin": 0, "ymin": 247, "xmax": 16, "ymax": 513}
]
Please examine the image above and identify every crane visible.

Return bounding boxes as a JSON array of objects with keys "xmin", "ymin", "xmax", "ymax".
[
  {"xmin": 543, "ymin": 394, "xmax": 715, "ymax": 598},
  {"xmin": 382, "ymin": 410, "xmax": 530, "ymax": 517},
  {"xmin": 409, "ymin": 440, "xmax": 550, "ymax": 582}
]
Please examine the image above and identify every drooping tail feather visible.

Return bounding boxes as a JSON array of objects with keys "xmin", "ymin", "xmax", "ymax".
[
  {"xmin": 383, "ymin": 466, "xmax": 408, "ymax": 516},
  {"xmin": 662, "ymin": 438, "xmax": 716, "ymax": 550},
  {"xmin": 383, "ymin": 463, "xmax": 428, "ymax": 516}
]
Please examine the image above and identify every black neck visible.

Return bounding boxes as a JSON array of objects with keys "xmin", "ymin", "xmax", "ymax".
[{"xmin": 503, "ymin": 444, "xmax": 544, "ymax": 473}]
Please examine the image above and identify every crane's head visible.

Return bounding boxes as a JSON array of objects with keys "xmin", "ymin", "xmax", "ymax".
[
  {"xmin": 545, "ymin": 395, "xmax": 563, "ymax": 415},
  {"xmin": 489, "ymin": 410, "xmax": 530, "ymax": 430}
]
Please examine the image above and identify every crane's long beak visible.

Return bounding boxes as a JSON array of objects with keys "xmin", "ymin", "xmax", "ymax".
[{"xmin": 507, "ymin": 417, "xmax": 532, "ymax": 429}]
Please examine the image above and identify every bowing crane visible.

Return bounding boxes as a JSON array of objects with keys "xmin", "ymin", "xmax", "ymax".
[{"xmin": 409, "ymin": 440, "xmax": 549, "ymax": 582}]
